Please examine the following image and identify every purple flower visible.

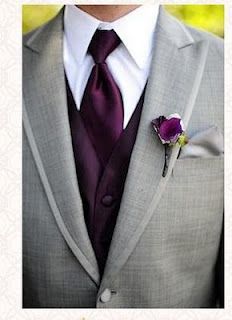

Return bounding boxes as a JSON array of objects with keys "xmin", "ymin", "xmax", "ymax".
[
  {"xmin": 151, "ymin": 113, "xmax": 188, "ymax": 177},
  {"xmin": 152, "ymin": 113, "xmax": 185, "ymax": 145}
]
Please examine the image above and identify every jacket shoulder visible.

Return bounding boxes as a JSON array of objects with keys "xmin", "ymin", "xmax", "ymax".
[{"xmin": 23, "ymin": 7, "xmax": 64, "ymax": 49}]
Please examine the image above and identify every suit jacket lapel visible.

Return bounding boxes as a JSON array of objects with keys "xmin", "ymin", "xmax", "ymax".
[
  {"xmin": 23, "ymin": 9, "xmax": 100, "ymax": 285},
  {"xmin": 101, "ymin": 7, "xmax": 209, "ymax": 286}
]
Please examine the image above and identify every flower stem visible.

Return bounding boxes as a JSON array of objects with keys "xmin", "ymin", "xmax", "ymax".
[{"xmin": 162, "ymin": 145, "xmax": 169, "ymax": 177}]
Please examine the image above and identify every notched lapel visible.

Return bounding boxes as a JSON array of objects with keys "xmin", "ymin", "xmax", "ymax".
[
  {"xmin": 23, "ymin": 9, "xmax": 100, "ymax": 285},
  {"xmin": 101, "ymin": 7, "xmax": 209, "ymax": 286}
]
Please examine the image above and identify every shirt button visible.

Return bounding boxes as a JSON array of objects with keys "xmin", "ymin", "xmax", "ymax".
[
  {"xmin": 101, "ymin": 195, "xmax": 113, "ymax": 207},
  {"xmin": 100, "ymin": 288, "xmax": 111, "ymax": 303}
]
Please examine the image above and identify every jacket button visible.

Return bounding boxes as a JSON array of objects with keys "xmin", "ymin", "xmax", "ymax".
[
  {"xmin": 100, "ymin": 288, "xmax": 111, "ymax": 303},
  {"xmin": 101, "ymin": 195, "xmax": 113, "ymax": 207}
]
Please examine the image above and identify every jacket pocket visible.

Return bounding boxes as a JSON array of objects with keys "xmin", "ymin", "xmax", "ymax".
[{"xmin": 172, "ymin": 156, "xmax": 224, "ymax": 180}]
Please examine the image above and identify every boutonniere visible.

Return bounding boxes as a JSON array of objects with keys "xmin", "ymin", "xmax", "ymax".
[{"xmin": 151, "ymin": 113, "xmax": 188, "ymax": 177}]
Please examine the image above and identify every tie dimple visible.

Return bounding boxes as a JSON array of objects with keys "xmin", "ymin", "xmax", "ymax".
[{"xmin": 88, "ymin": 30, "xmax": 121, "ymax": 63}]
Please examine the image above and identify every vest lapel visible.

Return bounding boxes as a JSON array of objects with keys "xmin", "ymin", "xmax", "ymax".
[
  {"xmin": 101, "ymin": 7, "xmax": 209, "ymax": 286},
  {"xmin": 23, "ymin": 9, "xmax": 100, "ymax": 285}
]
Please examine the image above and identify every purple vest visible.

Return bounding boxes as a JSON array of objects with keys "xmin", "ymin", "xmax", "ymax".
[{"xmin": 66, "ymin": 80, "xmax": 145, "ymax": 276}]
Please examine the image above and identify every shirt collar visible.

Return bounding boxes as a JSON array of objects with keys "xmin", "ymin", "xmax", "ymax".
[{"xmin": 64, "ymin": 4, "xmax": 160, "ymax": 69}]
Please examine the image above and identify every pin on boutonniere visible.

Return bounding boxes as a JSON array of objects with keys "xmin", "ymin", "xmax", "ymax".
[{"xmin": 151, "ymin": 113, "xmax": 188, "ymax": 177}]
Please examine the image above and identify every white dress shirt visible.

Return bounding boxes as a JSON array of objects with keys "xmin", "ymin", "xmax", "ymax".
[{"xmin": 63, "ymin": 5, "xmax": 159, "ymax": 128}]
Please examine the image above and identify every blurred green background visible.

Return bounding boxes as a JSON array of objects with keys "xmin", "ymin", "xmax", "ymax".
[{"xmin": 22, "ymin": 5, "xmax": 224, "ymax": 38}]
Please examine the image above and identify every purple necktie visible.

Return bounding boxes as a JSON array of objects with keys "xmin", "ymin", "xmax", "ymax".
[{"xmin": 80, "ymin": 30, "xmax": 124, "ymax": 166}]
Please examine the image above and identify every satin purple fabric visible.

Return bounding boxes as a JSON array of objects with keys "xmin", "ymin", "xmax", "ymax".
[
  {"xmin": 80, "ymin": 30, "xmax": 124, "ymax": 167},
  {"xmin": 67, "ymin": 78, "xmax": 145, "ymax": 276}
]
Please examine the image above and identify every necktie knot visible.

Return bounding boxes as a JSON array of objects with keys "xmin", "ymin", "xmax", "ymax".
[{"xmin": 88, "ymin": 29, "xmax": 121, "ymax": 64}]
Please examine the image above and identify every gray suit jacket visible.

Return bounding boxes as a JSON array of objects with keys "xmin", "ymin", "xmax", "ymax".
[{"xmin": 23, "ymin": 6, "xmax": 224, "ymax": 308}]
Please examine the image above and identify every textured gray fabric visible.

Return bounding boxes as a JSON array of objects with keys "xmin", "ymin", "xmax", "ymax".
[{"xmin": 23, "ymin": 6, "xmax": 224, "ymax": 308}]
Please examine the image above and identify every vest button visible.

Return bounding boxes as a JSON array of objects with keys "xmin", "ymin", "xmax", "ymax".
[
  {"xmin": 101, "ymin": 195, "xmax": 113, "ymax": 207},
  {"xmin": 100, "ymin": 288, "xmax": 111, "ymax": 303}
]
